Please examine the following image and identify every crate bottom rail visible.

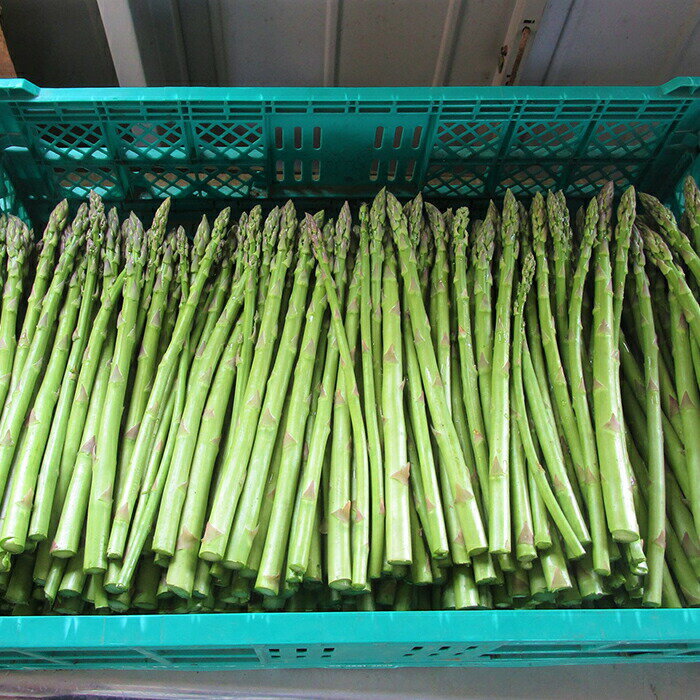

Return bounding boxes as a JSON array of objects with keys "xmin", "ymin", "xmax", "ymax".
[{"xmin": 0, "ymin": 610, "xmax": 697, "ymax": 669}]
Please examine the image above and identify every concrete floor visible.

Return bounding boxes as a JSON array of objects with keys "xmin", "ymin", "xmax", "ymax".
[{"xmin": 0, "ymin": 663, "xmax": 699, "ymax": 699}]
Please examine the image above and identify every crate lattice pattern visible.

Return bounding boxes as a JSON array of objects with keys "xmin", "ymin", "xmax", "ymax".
[{"xmin": 0, "ymin": 85, "xmax": 695, "ymax": 222}]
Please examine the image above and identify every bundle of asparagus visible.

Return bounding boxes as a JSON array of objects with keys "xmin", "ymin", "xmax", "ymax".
[{"xmin": 0, "ymin": 177, "xmax": 698, "ymax": 615}]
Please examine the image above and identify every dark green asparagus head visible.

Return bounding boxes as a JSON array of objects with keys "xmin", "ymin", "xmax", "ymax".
[
  {"xmin": 70, "ymin": 246, "xmax": 88, "ymax": 290},
  {"xmin": 135, "ymin": 212, "xmax": 149, "ymax": 273},
  {"xmin": 473, "ymin": 215, "xmax": 493, "ymax": 269},
  {"xmin": 547, "ymin": 190, "xmax": 570, "ymax": 257},
  {"xmin": 369, "ymin": 194, "xmax": 386, "ymax": 266},
  {"xmin": 614, "ymin": 186, "xmax": 636, "ymax": 246},
  {"xmin": 530, "ymin": 191, "xmax": 548, "ymax": 255},
  {"xmin": 596, "ymin": 181, "xmax": 615, "ymax": 238},
  {"xmin": 482, "ymin": 202, "xmax": 498, "ymax": 255},
  {"xmin": 370, "ymin": 187, "xmax": 387, "ymax": 234},
  {"xmin": 123, "ymin": 215, "xmax": 137, "ymax": 277},
  {"xmin": 211, "ymin": 207, "xmax": 231, "ymax": 246},
  {"xmin": 581, "ymin": 196, "xmax": 600, "ymax": 250},
  {"xmin": 385, "ymin": 191, "xmax": 404, "ymax": 231},
  {"xmin": 247, "ymin": 203, "xmax": 264, "ymax": 248},
  {"xmin": 87, "ymin": 191, "xmax": 105, "ymax": 264},
  {"xmin": 71, "ymin": 202, "xmax": 90, "ymax": 239},
  {"xmin": 425, "ymin": 201, "xmax": 447, "ymax": 251},
  {"xmin": 406, "ymin": 194, "xmax": 422, "ymax": 247},
  {"xmin": 55, "ymin": 204, "xmax": 88, "ymax": 275},
  {"xmin": 175, "ymin": 225, "xmax": 189, "ymax": 298},
  {"xmin": 556, "ymin": 189, "xmax": 572, "ymax": 236},
  {"xmin": 102, "ymin": 207, "xmax": 120, "ymax": 284},
  {"xmin": 144, "ymin": 197, "xmax": 171, "ymax": 269},
  {"xmin": 629, "ymin": 226, "xmax": 646, "ymax": 273},
  {"xmin": 502, "ymin": 189, "xmax": 520, "ymax": 253},
  {"xmin": 191, "ymin": 214, "xmax": 211, "ymax": 277},
  {"xmin": 451, "ymin": 207, "xmax": 470, "ymax": 261},
  {"xmin": 261, "ymin": 205, "xmax": 281, "ymax": 258},
  {"xmin": 44, "ymin": 198, "xmax": 70, "ymax": 245},
  {"xmin": 514, "ymin": 250, "xmax": 536, "ymax": 318},
  {"xmin": 6, "ymin": 216, "xmax": 24, "ymax": 262},
  {"xmin": 150, "ymin": 197, "xmax": 171, "ymax": 238},
  {"xmin": 190, "ymin": 207, "xmax": 230, "ymax": 293},
  {"xmin": 638, "ymin": 191, "xmax": 675, "ymax": 228},
  {"xmin": 684, "ymin": 175, "xmax": 699, "ymax": 218},
  {"xmin": 638, "ymin": 223, "xmax": 674, "ymax": 271},
  {"xmin": 0, "ymin": 214, "xmax": 6, "ymax": 252},
  {"xmin": 444, "ymin": 208, "xmax": 454, "ymax": 235},
  {"xmin": 305, "ymin": 212, "xmax": 334, "ymax": 284},
  {"xmin": 486, "ymin": 199, "xmax": 501, "ymax": 231},
  {"xmin": 321, "ymin": 219, "xmax": 334, "ymax": 259},
  {"xmin": 330, "ymin": 203, "xmax": 350, "ymax": 284},
  {"xmin": 575, "ymin": 205, "xmax": 585, "ymax": 241},
  {"xmin": 358, "ymin": 202, "xmax": 370, "ymax": 250},
  {"xmin": 517, "ymin": 201, "xmax": 530, "ymax": 244},
  {"xmin": 156, "ymin": 237, "xmax": 175, "ymax": 290},
  {"xmin": 296, "ymin": 213, "xmax": 312, "ymax": 259}
]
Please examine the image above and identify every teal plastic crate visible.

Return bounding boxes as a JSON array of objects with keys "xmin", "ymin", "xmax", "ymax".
[
  {"xmin": 0, "ymin": 78, "xmax": 698, "ymax": 669},
  {"xmin": 0, "ymin": 78, "xmax": 698, "ymax": 224},
  {"xmin": 0, "ymin": 610, "xmax": 698, "ymax": 670}
]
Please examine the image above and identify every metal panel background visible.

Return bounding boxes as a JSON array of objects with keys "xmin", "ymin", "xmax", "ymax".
[{"xmin": 1, "ymin": 0, "xmax": 698, "ymax": 88}]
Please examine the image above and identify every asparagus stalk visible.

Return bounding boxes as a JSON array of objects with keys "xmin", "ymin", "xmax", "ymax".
[
  {"xmin": 629, "ymin": 231, "xmax": 665, "ymax": 607},
  {"xmin": 668, "ymin": 291, "xmax": 700, "ymax": 538},
  {"xmin": 403, "ymin": 289, "xmax": 449, "ymax": 559},
  {"xmin": 116, "ymin": 352, "xmax": 186, "ymax": 591},
  {"xmin": 230, "ymin": 210, "xmax": 263, "ymax": 425},
  {"xmin": 369, "ymin": 190, "xmax": 386, "ymax": 428},
  {"xmin": 387, "ymin": 192, "xmax": 487, "ymax": 556},
  {"xmin": 150, "ymin": 265, "xmax": 247, "ymax": 557},
  {"xmin": 640, "ymin": 223, "xmax": 700, "ymax": 345},
  {"xmin": 452, "ymin": 207, "xmax": 490, "ymax": 504},
  {"xmin": 381, "ymin": 244, "xmax": 411, "ymax": 565},
  {"xmin": 224, "ymin": 225, "xmax": 314, "ymax": 569},
  {"xmin": 593, "ymin": 191, "xmax": 640, "ymax": 543},
  {"xmin": 134, "ymin": 198, "xmax": 171, "ymax": 343},
  {"xmin": 84, "ymin": 215, "xmax": 146, "ymax": 573},
  {"xmin": 8, "ymin": 200, "xmax": 69, "ymax": 389},
  {"xmin": 510, "ymin": 411, "xmax": 536, "ymax": 563},
  {"xmin": 488, "ymin": 190, "xmax": 519, "ymax": 554},
  {"xmin": 255, "ymin": 268, "xmax": 329, "ymax": 595},
  {"xmin": 0, "ymin": 213, "xmax": 86, "ymax": 498},
  {"xmin": 473, "ymin": 209, "xmax": 496, "ymax": 431},
  {"xmin": 51, "ymin": 331, "xmax": 116, "ymax": 558},
  {"xmin": 163, "ymin": 318, "xmax": 244, "ymax": 596},
  {"xmin": 308, "ymin": 213, "xmax": 372, "ymax": 588},
  {"xmin": 683, "ymin": 175, "xmax": 700, "ymax": 252},
  {"xmin": 283, "ymin": 225, "xmax": 348, "ymax": 578},
  {"xmin": 256, "ymin": 206, "xmax": 281, "ymax": 309},
  {"xmin": 612, "ymin": 188, "xmax": 635, "ymax": 343},
  {"xmin": 640, "ymin": 191, "xmax": 700, "ymax": 286},
  {"xmin": 0, "ymin": 218, "xmax": 29, "ymax": 413},
  {"xmin": 200, "ymin": 204, "xmax": 294, "ymax": 561},
  {"xmin": 115, "ymin": 237, "xmax": 175, "ymax": 516},
  {"xmin": 547, "ymin": 191, "xmax": 571, "ymax": 353},
  {"xmin": 567, "ymin": 196, "xmax": 609, "ymax": 574},
  {"xmin": 326, "ymin": 259, "xmax": 359, "ymax": 588},
  {"xmin": 115, "ymin": 208, "xmax": 230, "ymax": 557},
  {"xmin": 512, "ymin": 254, "xmax": 585, "ymax": 559},
  {"xmin": 0, "ymin": 254, "xmax": 86, "ymax": 552},
  {"xmin": 239, "ymin": 396, "xmax": 288, "ymax": 582},
  {"xmin": 359, "ymin": 204, "xmax": 385, "ymax": 578}
]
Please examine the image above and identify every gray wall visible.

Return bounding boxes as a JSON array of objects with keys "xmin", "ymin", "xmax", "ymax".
[{"xmin": 1, "ymin": 0, "xmax": 698, "ymax": 87}]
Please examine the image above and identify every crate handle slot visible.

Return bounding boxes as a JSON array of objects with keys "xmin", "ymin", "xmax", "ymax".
[{"xmin": 661, "ymin": 77, "xmax": 700, "ymax": 97}]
